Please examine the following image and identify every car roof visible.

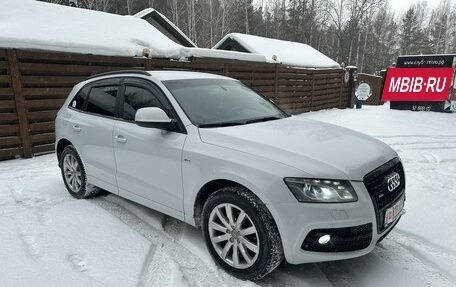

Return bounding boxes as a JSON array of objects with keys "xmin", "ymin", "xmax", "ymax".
[{"xmin": 146, "ymin": 70, "xmax": 232, "ymax": 81}]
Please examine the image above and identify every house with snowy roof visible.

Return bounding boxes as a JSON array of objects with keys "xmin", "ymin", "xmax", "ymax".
[
  {"xmin": 213, "ymin": 33, "xmax": 340, "ymax": 69},
  {"xmin": 0, "ymin": 0, "xmax": 339, "ymax": 70},
  {"xmin": 134, "ymin": 8, "xmax": 197, "ymax": 48},
  {"xmin": 0, "ymin": 0, "xmax": 265, "ymax": 63}
]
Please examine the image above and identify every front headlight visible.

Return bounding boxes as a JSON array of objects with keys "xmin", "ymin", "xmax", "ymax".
[{"xmin": 284, "ymin": 178, "xmax": 358, "ymax": 203}]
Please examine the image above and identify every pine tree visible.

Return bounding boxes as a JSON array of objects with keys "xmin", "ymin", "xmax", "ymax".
[{"xmin": 400, "ymin": 7, "xmax": 420, "ymax": 55}]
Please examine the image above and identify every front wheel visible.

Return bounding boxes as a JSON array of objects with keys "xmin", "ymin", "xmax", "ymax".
[{"xmin": 202, "ymin": 186, "xmax": 283, "ymax": 280}]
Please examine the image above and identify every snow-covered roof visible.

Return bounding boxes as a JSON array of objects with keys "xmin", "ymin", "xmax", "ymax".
[
  {"xmin": 0, "ymin": 0, "xmax": 189, "ymax": 58},
  {"xmin": 213, "ymin": 33, "xmax": 340, "ymax": 69},
  {"xmin": 134, "ymin": 8, "xmax": 197, "ymax": 48},
  {"xmin": 187, "ymin": 48, "xmax": 266, "ymax": 62},
  {"xmin": 0, "ymin": 0, "xmax": 266, "ymax": 63}
]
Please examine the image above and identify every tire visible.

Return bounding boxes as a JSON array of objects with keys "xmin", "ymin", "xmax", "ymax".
[
  {"xmin": 202, "ymin": 186, "xmax": 283, "ymax": 280},
  {"xmin": 59, "ymin": 145, "xmax": 100, "ymax": 199}
]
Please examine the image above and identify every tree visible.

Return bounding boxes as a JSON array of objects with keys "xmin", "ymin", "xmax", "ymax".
[
  {"xmin": 362, "ymin": 4, "xmax": 398, "ymax": 73},
  {"xmin": 323, "ymin": 0, "xmax": 346, "ymax": 62},
  {"xmin": 400, "ymin": 7, "xmax": 421, "ymax": 55},
  {"xmin": 428, "ymin": 0, "xmax": 450, "ymax": 53}
]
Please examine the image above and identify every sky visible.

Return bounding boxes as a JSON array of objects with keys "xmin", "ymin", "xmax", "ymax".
[{"xmin": 388, "ymin": 0, "xmax": 443, "ymax": 13}]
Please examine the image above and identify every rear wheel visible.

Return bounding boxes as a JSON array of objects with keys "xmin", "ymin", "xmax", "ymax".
[
  {"xmin": 202, "ymin": 186, "xmax": 283, "ymax": 280},
  {"xmin": 60, "ymin": 145, "xmax": 100, "ymax": 199}
]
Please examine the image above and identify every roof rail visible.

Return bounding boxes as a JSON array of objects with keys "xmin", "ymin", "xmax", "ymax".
[{"xmin": 87, "ymin": 70, "xmax": 150, "ymax": 79}]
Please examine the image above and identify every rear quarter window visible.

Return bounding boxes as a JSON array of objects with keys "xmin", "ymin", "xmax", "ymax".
[{"xmin": 69, "ymin": 86, "xmax": 89, "ymax": 110}]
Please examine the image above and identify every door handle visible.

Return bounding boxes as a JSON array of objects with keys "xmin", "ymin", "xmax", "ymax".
[
  {"xmin": 72, "ymin": 125, "xmax": 82, "ymax": 132},
  {"xmin": 115, "ymin": 135, "xmax": 127, "ymax": 143}
]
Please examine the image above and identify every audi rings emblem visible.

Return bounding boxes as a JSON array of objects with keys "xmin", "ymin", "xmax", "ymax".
[{"xmin": 386, "ymin": 172, "xmax": 401, "ymax": 192}]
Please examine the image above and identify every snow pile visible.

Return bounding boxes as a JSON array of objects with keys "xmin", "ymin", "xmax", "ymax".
[
  {"xmin": 0, "ymin": 0, "xmax": 266, "ymax": 63},
  {"xmin": 213, "ymin": 33, "xmax": 341, "ymax": 69}
]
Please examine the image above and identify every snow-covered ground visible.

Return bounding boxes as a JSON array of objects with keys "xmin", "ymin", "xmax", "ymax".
[{"xmin": 0, "ymin": 104, "xmax": 455, "ymax": 287}]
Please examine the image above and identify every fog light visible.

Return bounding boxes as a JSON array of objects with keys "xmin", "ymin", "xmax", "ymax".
[{"xmin": 318, "ymin": 234, "xmax": 331, "ymax": 245}]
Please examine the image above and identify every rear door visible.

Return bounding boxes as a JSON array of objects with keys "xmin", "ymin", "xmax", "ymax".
[
  {"xmin": 113, "ymin": 78, "xmax": 187, "ymax": 216},
  {"xmin": 67, "ymin": 78, "xmax": 120, "ymax": 192}
]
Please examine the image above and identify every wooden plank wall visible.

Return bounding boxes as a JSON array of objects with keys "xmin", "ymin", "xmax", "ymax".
[
  {"xmin": 0, "ymin": 50, "xmax": 22, "ymax": 160},
  {"xmin": 0, "ymin": 49, "xmax": 348, "ymax": 160},
  {"xmin": 276, "ymin": 67, "xmax": 347, "ymax": 114},
  {"xmin": 16, "ymin": 50, "xmax": 146, "ymax": 158}
]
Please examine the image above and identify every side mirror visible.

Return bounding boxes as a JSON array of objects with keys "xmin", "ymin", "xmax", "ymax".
[{"xmin": 135, "ymin": 107, "xmax": 176, "ymax": 129}]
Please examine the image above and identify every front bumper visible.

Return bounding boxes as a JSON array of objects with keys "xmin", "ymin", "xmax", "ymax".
[{"xmin": 268, "ymin": 181, "xmax": 405, "ymax": 264}]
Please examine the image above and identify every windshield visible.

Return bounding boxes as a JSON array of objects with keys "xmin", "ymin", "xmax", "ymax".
[{"xmin": 163, "ymin": 78, "xmax": 287, "ymax": 127}]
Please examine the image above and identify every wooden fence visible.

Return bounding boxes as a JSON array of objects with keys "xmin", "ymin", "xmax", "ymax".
[{"xmin": 0, "ymin": 49, "xmax": 348, "ymax": 161}]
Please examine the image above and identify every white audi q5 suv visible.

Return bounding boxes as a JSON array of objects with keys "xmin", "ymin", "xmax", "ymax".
[{"xmin": 55, "ymin": 70, "xmax": 405, "ymax": 280}]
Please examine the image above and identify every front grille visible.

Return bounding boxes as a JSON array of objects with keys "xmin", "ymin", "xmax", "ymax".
[
  {"xmin": 301, "ymin": 223, "xmax": 373, "ymax": 252},
  {"xmin": 364, "ymin": 158, "xmax": 405, "ymax": 233}
]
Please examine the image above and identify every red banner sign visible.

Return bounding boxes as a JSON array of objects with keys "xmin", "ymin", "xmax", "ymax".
[{"xmin": 382, "ymin": 67, "xmax": 454, "ymax": 101}]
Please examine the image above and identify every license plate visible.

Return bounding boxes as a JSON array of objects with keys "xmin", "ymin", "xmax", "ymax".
[{"xmin": 384, "ymin": 196, "xmax": 404, "ymax": 226}]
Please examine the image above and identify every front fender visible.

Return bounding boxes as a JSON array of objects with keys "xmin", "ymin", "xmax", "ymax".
[{"xmin": 182, "ymin": 137, "xmax": 306, "ymax": 224}]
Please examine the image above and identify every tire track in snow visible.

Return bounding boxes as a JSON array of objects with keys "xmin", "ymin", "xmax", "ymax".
[
  {"xmin": 139, "ymin": 245, "xmax": 192, "ymax": 287},
  {"xmin": 383, "ymin": 231, "xmax": 456, "ymax": 286},
  {"xmin": 393, "ymin": 229, "xmax": 456, "ymax": 259},
  {"xmin": 373, "ymin": 239, "xmax": 455, "ymax": 287},
  {"xmin": 387, "ymin": 141, "xmax": 456, "ymax": 147},
  {"xmin": 136, "ymin": 243, "xmax": 157, "ymax": 287},
  {"xmin": 374, "ymin": 135, "xmax": 456, "ymax": 139},
  {"xmin": 0, "ymin": 196, "xmax": 71, "ymax": 217},
  {"xmin": 162, "ymin": 216, "xmax": 184, "ymax": 241},
  {"xmin": 1, "ymin": 181, "xmax": 71, "ymax": 220},
  {"xmin": 316, "ymin": 261, "xmax": 362, "ymax": 287},
  {"xmin": 91, "ymin": 196, "xmax": 256, "ymax": 287},
  {"xmin": 387, "ymin": 140, "xmax": 456, "ymax": 145},
  {"xmin": 395, "ymin": 243, "xmax": 456, "ymax": 286},
  {"xmin": 372, "ymin": 136, "xmax": 456, "ymax": 160},
  {"xmin": 374, "ymin": 135, "xmax": 456, "ymax": 151},
  {"xmin": 398, "ymin": 145, "xmax": 456, "ymax": 151},
  {"xmin": 422, "ymin": 153, "xmax": 441, "ymax": 163},
  {"xmin": 260, "ymin": 262, "xmax": 334, "ymax": 287}
]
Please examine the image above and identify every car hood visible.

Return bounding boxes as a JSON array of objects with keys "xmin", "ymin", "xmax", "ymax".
[{"xmin": 198, "ymin": 116, "xmax": 397, "ymax": 181}]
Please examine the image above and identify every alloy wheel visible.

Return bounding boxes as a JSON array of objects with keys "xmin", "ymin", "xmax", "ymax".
[
  {"xmin": 208, "ymin": 203, "xmax": 260, "ymax": 269},
  {"xmin": 63, "ymin": 153, "xmax": 82, "ymax": 193}
]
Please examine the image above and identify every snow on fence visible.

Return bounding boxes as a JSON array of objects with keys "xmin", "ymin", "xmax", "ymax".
[{"xmin": 0, "ymin": 49, "xmax": 348, "ymax": 160}]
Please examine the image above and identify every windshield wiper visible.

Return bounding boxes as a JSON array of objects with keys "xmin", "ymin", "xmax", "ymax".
[
  {"xmin": 244, "ymin": 116, "xmax": 282, "ymax": 124},
  {"xmin": 199, "ymin": 116, "xmax": 282, "ymax": 128},
  {"xmin": 199, "ymin": 122, "xmax": 245, "ymax": 128}
]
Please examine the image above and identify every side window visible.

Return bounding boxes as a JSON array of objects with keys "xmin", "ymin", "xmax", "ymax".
[
  {"xmin": 122, "ymin": 85, "xmax": 164, "ymax": 121},
  {"xmin": 69, "ymin": 86, "xmax": 89, "ymax": 110},
  {"xmin": 86, "ymin": 86, "xmax": 119, "ymax": 117}
]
